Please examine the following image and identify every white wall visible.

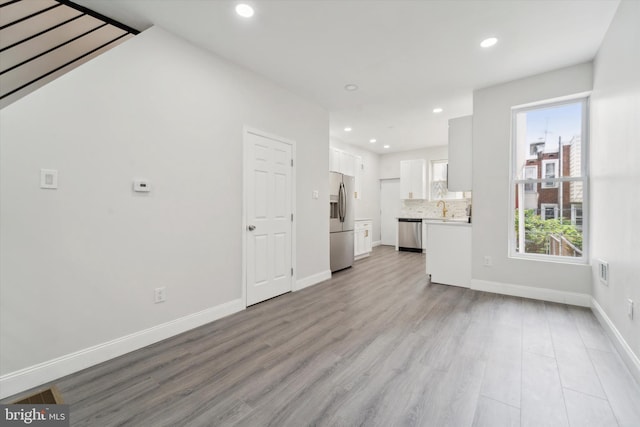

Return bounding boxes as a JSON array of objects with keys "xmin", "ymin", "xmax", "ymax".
[
  {"xmin": 330, "ymin": 139, "xmax": 381, "ymax": 242},
  {"xmin": 590, "ymin": 0, "xmax": 640, "ymax": 361},
  {"xmin": 0, "ymin": 27, "xmax": 329, "ymax": 387},
  {"xmin": 471, "ymin": 63, "xmax": 593, "ymax": 295},
  {"xmin": 379, "ymin": 146, "xmax": 448, "ymax": 180}
]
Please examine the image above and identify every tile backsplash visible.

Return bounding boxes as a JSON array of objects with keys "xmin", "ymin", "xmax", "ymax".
[{"xmin": 400, "ymin": 198, "xmax": 472, "ymax": 219}]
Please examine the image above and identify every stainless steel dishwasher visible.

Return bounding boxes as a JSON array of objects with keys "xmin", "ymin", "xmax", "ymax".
[{"xmin": 398, "ymin": 218, "xmax": 422, "ymax": 252}]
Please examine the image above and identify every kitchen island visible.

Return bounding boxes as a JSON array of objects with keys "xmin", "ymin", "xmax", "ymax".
[{"xmin": 424, "ymin": 219, "xmax": 472, "ymax": 288}]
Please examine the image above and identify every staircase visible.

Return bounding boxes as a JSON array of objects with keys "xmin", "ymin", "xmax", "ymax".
[{"xmin": 0, "ymin": 0, "xmax": 138, "ymax": 109}]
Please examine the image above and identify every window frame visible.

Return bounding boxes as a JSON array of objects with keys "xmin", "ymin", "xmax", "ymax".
[{"xmin": 509, "ymin": 96, "xmax": 589, "ymax": 264}]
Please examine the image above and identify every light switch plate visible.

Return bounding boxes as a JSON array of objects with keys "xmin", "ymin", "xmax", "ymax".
[{"xmin": 40, "ymin": 169, "xmax": 58, "ymax": 189}]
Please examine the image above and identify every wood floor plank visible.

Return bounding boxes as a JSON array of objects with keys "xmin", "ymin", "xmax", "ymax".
[
  {"xmin": 588, "ymin": 348, "xmax": 640, "ymax": 427},
  {"xmin": 480, "ymin": 353, "xmax": 521, "ymax": 408},
  {"xmin": 521, "ymin": 351, "xmax": 569, "ymax": 427},
  {"xmin": 563, "ymin": 388, "xmax": 619, "ymax": 427},
  {"xmin": 522, "ymin": 298, "xmax": 555, "ymax": 358},
  {"xmin": 555, "ymin": 342, "xmax": 606, "ymax": 399},
  {"xmin": 426, "ymin": 354, "xmax": 487, "ymax": 427},
  {"xmin": 472, "ymin": 396, "xmax": 521, "ymax": 427},
  {"xmin": 5, "ymin": 246, "xmax": 637, "ymax": 427},
  {"xmin": 569, "ymin": 306, "xmax": 616, "ymax": 353}
]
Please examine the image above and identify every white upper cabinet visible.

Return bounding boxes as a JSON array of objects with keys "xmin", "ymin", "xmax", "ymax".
[
  {"xmin": 341, "ymin": 151, "xmax": 356, "ymax": 177},
  {"xmin": 330, "ymin": 148, "xmax": 362, "ymax": 199},
  {"xmin": 329, "ymin": 147, "xmax": 356, "ymax": 177},
  {"xmin": 448, "ymin": 115, "xmax": 473, "ymax": 192},
  {"xmin": 400, "ymin": 159, "xmax": 426, "ymax": 199},
  {"xmin": 329, "ymin": 147, "xmax": 341, "ymax": 172}
]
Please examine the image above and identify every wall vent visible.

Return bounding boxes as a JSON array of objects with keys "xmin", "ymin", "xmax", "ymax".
[
  {"xmin": 12, "ymin": 386, "xmax": 63, "ymax": 404},
  {"xmin": 598, "ymin": 259, "xmax": 609, "ymax": 285}
]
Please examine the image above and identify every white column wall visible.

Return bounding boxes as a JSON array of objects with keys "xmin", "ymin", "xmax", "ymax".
[
  {"xmin": 590, "ymin": 0, "xmax": 640, "ymax": 362},
  {"xmin": 471, "ymin": 63, "xmax": 593, "ymax": 295}
]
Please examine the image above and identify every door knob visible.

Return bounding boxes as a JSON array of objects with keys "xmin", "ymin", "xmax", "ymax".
[{"xmin": 247, "ymin": 225, "xmax": 256, "ymax": 231}]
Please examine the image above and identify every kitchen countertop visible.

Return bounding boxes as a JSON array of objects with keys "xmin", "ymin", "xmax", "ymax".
[
  {"xmin": 355, "ymin": 218, "xmax": 372, "ymax": 221},
  {"xmin": 423, "ymin": 219, "xmax": 472, "ymax": 227},
  {"xmin": 396, "ymin": 216, "xmax": 472, "ymax": 226}
]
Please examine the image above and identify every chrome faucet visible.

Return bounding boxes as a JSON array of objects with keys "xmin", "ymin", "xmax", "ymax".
[{"xmin": 437, "ymin": 200, "xmax": 448, "ymax": 218}]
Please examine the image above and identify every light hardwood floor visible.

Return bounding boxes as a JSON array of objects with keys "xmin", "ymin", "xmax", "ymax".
[{"xmin": 7, "ymin": 246, "xmax": 640, "ymax": 426}]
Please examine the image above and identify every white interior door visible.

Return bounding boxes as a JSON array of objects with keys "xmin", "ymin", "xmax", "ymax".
[
  {"xmin": 380, "ymin": 179, "xmax": 401, "ymax": 246},
  {"xmin": 245, "ymin": 130, "xmax": 293, "ymax": 306}
]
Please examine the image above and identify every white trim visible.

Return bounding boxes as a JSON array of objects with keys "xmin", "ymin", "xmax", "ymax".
[
  {"xmin": 294, "ymin": 270, "xmax": 331, "ymax": 292},
  {"xmin": 590, "ymin": 298, "xmax": 640, "ymax": 386},
  {"xmin": 372, "ymin": 240, "xmax": 382, "ymax": 247},
  {"xmin": 511, "ymin": 91, "xmax": 592, "ymax": 110},
  {"xmin": 242, "ymin": 126, "xmax": 296, "ymax": 308},
  {"xmin": 470, "ymin": 279, "xmax": 591, "ymax": 307},
  {"xmin": 0, "ymin": 299, "xmax": 244, "ymax": 400}
]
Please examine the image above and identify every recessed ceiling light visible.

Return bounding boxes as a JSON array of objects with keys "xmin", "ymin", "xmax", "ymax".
[
  {"xmin": 344, "ymin": 127, "xmax": 352, "ymax": 132},
  {"xmin": 433, "ymin": 107, "xmax": 443, "ymax": 113},
  {"xmin": 480, "ymin": 37, "xmax": 498, "ymax": 48},
  {"xmin": 235, "ymin": 4, "xmax": 254, "ymax": 18},
  {"xmin": 344, "ymin": 84, "xmax": 359, "ymax": 91},
  {"xmin": 369, "ymin": 139, "xmax": 376, "ymax": 143},
  {"xmin": 383, "ymin": 145, "xmax": 390, "ymax": 149}
]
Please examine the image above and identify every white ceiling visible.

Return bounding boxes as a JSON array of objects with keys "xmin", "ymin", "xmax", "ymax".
[{"xmin": 75, "ymin": 0, "xmax": 619, "ymax": 153}]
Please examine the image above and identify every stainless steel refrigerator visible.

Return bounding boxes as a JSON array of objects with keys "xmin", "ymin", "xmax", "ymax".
[{"xmin": 330, "ymin": 172, "xmax": 354, "ymax": 272}]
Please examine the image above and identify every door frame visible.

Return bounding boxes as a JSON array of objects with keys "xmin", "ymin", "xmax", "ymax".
[{"xmin": 242, "ymin": 126, "xmax": 296, "ymax": 308}]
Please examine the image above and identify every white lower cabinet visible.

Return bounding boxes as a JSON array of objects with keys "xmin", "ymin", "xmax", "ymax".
[
  {"xmin": 354, "ymin": 220, "xmax": 373, "ymax": 259},
  {"xmin": 425, "ymin": 223, "xmax": 471, "ymax": 287}
]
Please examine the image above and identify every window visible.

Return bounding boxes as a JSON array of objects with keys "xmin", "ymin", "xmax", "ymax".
[
  {"xmin": 524, "ymin": 165, "xmax": 537, "ymax": 192},
  {"xmin": 541, "ymin": 203, "xmax": 558, "ymax": 220},
  {"xmin": 430, "ymin": 160, "xmax": 466, "ymax": 200},
  {"xmin": 571, "ymin": 204, "xmax": 583, "ymax": 230},
  {"xmin": 541, "ymin": 159, "xmax": 559, "ymax": 188},
  {"xmin": 529, "ymin": 142, "xmax": 544, "ymax": 158},
  {"xmin": 510, "ymin": 97, "xmax": 588, "ymax": 262}
]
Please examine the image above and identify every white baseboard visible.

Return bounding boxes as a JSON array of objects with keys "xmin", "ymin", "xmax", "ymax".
[
  {"xmin": 372, "ymin": 240, "xmax": 382, "ymax": 247},
  {"xmin": 294, "ymin": 270, "xmax": 331, "ymax": 292},
  {"xmin": 0, "ymin": 298, "xmax": 244, "ymax": 400},
  {"xmin": 470, "ymin": 279, "xmax": 591, "ymax": 307},
  {"xmin": 591, "ymin": 298, "xmax": 640, "ymax": 385}
]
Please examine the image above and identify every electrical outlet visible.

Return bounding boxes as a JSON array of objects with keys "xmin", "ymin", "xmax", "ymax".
[
  {"xmin": 628, "ymin": 299, "xmax": 634, "ymax": 319},
  {"xmin": 154, "ymin": 287, "xmax": 166, "ymax": 303},
  {"xmin": 483, "ymin": 256, "xmax": 492, "ymax": 267},
  {"xmin": 40, "ymin": 169, "xmax": 58, "ymax": 189}
]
